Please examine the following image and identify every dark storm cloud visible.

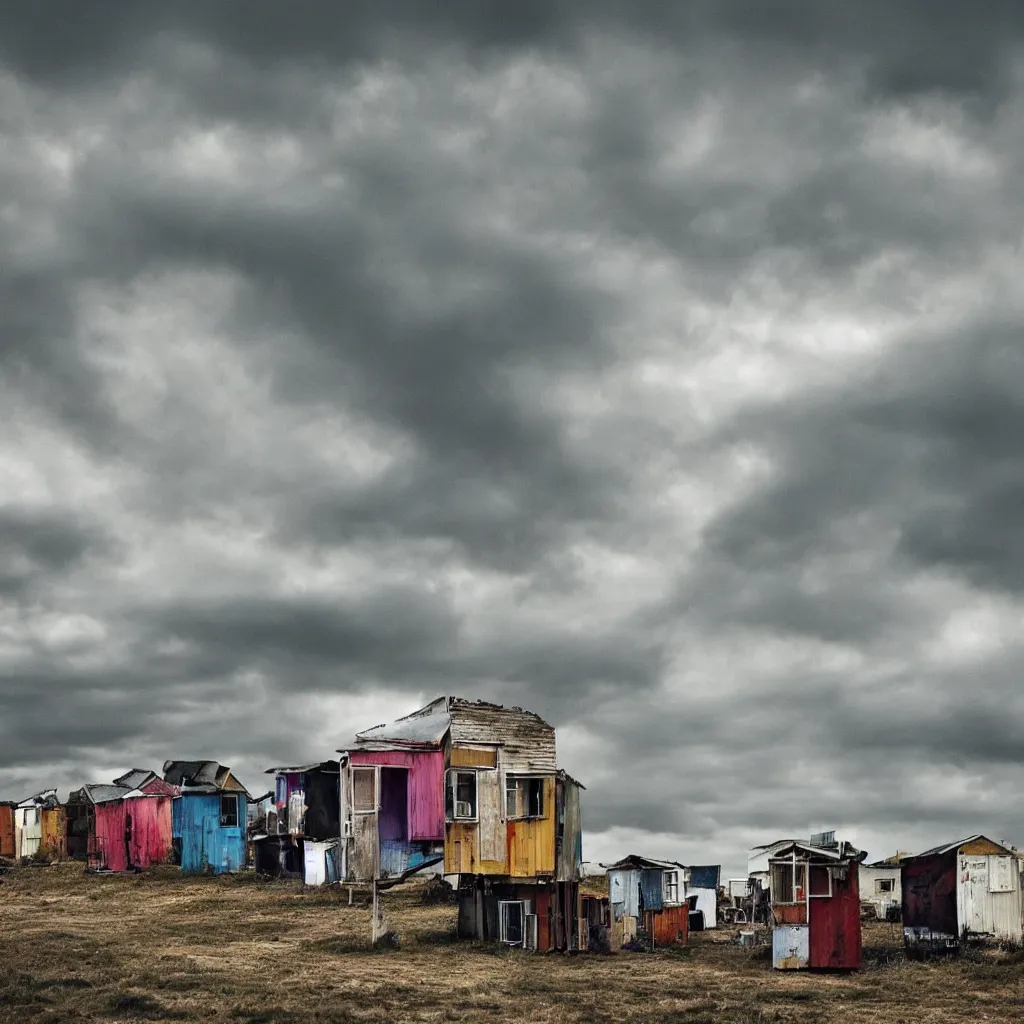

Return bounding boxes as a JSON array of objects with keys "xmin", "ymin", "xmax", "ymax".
[
  {"xmin": 4, "ymin": 1, "xmax": 1023, "ymax": 103},
  {"xmin": 3, "ymin": 0, "xmax": 1024, "ymax": 871}
]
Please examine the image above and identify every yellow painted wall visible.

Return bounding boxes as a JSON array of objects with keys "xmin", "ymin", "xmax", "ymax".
[
  {"xmin": 40, "ymin": 807, "xmax": 66, "ymax": 859},
  {"xmin": 507, "ymin": 777, "xmax": 555, "ymax": 877},
  {"xmin": 450, "ymin": 747, "xmax": 497, "ymax": 769},
  {"xmin": 445, "ymin": 822, "xmax": 479, "ymax": 874},
  {"xmin": 961, "ymin": 838, "xmax": 1010, "ymax": 856}
]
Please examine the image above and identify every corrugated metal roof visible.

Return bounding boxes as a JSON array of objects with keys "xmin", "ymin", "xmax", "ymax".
[
  {"xmin": 768, "ymin": 841, "xmax": 866, "ymax": 863},
  {"xmin": 162, "ymin": 760, "xmax": 247, "ymax": 793},
  {"xmin": 82, "ymin": 784, "xmax": 134, "ymax": 804},
  {"xmin": 113, "ymin": 769, "xmax": 157, "ymax": 790},
  {"xmin": 17, "ymin": 789, "xmax": 60, "ymax": 809},
  {"xmin": 353, "ymin": 710, "xmax": 451, "ymax": 747},
  {"xmin": 264, "ymin": 761, "xmax": 339, "ymax": 775},
  {"xmin": 907, "ymin": 835, "xmax": 1011, "ymax": 860},
  {"xmin": 602, "ymin": 854, "xmax": 685, "ymax": 872}
]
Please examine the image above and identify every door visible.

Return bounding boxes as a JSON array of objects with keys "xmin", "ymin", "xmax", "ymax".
[{"xmin": 958, "ymin": 856, "xmax": 991, "ymax": 936}]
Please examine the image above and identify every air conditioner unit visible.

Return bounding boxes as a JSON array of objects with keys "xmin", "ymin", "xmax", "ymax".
[
  {"xmin": 455, "ymin": 801, "xmax": 473, "ymax": 818},
  {"xmin": 342, "ymin": 821, "xmax": 353, "ymax": 838}
]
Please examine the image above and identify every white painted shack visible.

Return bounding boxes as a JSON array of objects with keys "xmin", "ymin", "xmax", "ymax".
[
  {"xmin": 903, "ymin": 835, "xmax": 1024, "ymax": 950},
  {"xmin": 14, "ymin": 790, "xmax": 59, "ymax": 859},
  {"xmin": 859, "ymin": 857, "xmax": 904, "ymax": 919}
]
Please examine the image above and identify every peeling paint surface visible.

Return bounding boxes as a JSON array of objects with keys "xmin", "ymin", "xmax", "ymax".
[{"xmin": 176, "ymin": 793, "xmax": 246, "ymax": 874}]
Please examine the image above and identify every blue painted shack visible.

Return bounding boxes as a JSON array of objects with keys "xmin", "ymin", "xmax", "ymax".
[{"xmin": 162, "ymin": 760, "xmax": 249, "ymax": 875}]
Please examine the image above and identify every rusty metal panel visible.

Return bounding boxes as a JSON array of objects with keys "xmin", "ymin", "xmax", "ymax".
[
  {"xmin": 40, "ymin": 807, "xmax": 66, "ymax": 859},
  {"xmin": 450, "ymin": 747, "xmax": 498, "ymax": 769},
  {"xmin": 0, "ymin": 805, "xmax": 15, "ymax": 859},
  {"xmin": 449, "ymin": 700, "xmax": 556, "ymax": 774},
  {"xmin": 773, "ymin": 925, "xmax": 809, "ymax": 969},
  {"xmin": 646, "ymin": 904, "xmax": 689, "ymax": 946}
]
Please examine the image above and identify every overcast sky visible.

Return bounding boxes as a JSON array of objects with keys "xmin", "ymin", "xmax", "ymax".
[{"xmin": 4, "ymin": 3, "xmax": 1024, "ymax": 878}]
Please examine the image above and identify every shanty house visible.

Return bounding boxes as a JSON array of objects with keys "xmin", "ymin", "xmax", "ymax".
[
  {"xmin": 254, "ymin": 761, "xmax": 341, "ymax": 883},
  {"xmin": 67, "ymin": 771, "xmax": 177, "ymax": 871},
  {"xmin": 768, "ymin": 839, "xmax": 865, "ymax": 970},
  {"xmin": 14, "ymin": 790, "xmax": 62, "ymax": 860},
  {"xmin": 686, "ymin": 865, "xmax": 721, "ymax": 930},
  {"xmin": 859, "ymin": 855, "xmax": 905, "ymax": 920},
  {"xmin": 339, "ymin": 697, "xmax": 585, "ymax": 950},
  {"xmin": 605, "ymin": 855, "xmax": 690, "ymax": 949},
  {"xmin": 163, "ymin": 761, "xmax": 249, "ymax": 875},
  {"xmin": 902, "ymin": 835, "xmax": 1024, "ymax": 952}
]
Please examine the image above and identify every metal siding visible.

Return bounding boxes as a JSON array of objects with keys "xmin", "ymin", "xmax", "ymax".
[
  {"xmin": 902, "ymin": 853, "xmax": 958, "ymax": 939},
  {"xmin": 127, "ymin": 796, "xmax": 173, "ymax": 868},
  {"xmin": 957, "ymin": 854, "xmax": 1023, "ymax": 942},
  {"xmin": 645, "ymin": 904, "xmax": 689, "ymax": 946},
  {"xmin": 348, "ymin": 750, "xmax": 445, "ymax": 841},
  {"xmin": 179, "ymin": 794, "xmax": 246, "ymax": 875},
  {"xmin": 556, "ymin": 780, "xmax": 583, "ymax": 883},
  {"xmin": 40, "ymin": 807, "xmax": 66, "ymax": 859},
  {"xmin": 808, "ymin": 864, "xmax": 862, "ymax": 969},
  {"xmin": 773, "ymin": 925, "xmax": 810, "ymax": 969},
  {"xmin": 640, "ymin": 869, "xmax": 664, "ymax": 912},
  {"xmin": 449, "ymin": 703, "xmax": 556, "ymax": 773},
  {"xmin": 171, "ymin": 797, "xmax": 183, "ymax": 839},
  {"xmin": 609, "ymin": 869, "xmax": 640, "ymax": 918},
  {"xmin": 94, "ymin": 800, "xmax": 129, "ymax": 871},
  {"xmin": 688, "ymin": 887, "xmax": 717, "ymax": 928},
  {"xmin": 17, "ymin": 807, "xmax": 42, "ymax": 858}
]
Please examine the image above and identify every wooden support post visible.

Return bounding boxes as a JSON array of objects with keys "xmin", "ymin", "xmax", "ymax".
[
  {"xmin": 372, "ymin": 878, "xmax": 380, "ymax": 944},
  {"xmin": 348, "ymin": 885, "xmax": 353, "ymax": 906}
]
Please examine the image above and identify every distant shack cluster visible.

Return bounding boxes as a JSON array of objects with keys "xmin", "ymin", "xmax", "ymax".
[{"xmin": 3, "ymin": 696, "xmax": 1023, "ymax": 970}]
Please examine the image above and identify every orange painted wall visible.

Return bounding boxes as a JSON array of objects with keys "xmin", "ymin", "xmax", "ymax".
[
  {"xmin": 445, "ymin": 822, "xmax": 478, "ymax": 873},
  {"xmin": 40, "ymin": 807, "xmax": 66, "ymax": 859},
  {"xmin": 0, "ymin": 806, "xmax": 14, "ymax": 859},
  {"xmin": 645, "ymin": 904, "xmax": 689, "ymax": 946}
]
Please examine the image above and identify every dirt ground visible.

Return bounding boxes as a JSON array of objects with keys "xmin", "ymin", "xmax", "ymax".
[{"xmin": 2, "ymin": 865, "xmax": 1024, "ymax": 1023}]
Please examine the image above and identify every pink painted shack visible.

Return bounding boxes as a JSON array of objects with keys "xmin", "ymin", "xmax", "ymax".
[{"xmin": 66, "ymin": 770, "xmax": 177, "ymax": 872}]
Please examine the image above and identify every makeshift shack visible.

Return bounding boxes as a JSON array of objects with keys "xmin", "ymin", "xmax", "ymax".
[
  {"xmin": 768, "ymin": 840, "xmax": 865, "ymax": 970},
  {"xmin": 604, "ymin": 855, "xmax": 690, "ymax": 949},
  {"xmin": 254, "ymin": 761, "xmax": 340, "ymax": 884},
  {"xmin": 859, "ymin": 855, "xmax": 905, "ymax": 920},
  {"xmin": 66, "ymin": 780, "xmax": 175, "ymax": 871},
  {"xmin": 163, "ymin": 761, "xmax": 249, "ymax": 874},
  {"xmin": 686, "ymin": 865, "xmax": 721, "ymax": 930},
  {"xmin": 902, "ymin": 835, "xmax": 1024, "ymax": 952},
  {"xmin": 14, "ymin": 790, "xmax": 61, "ymax": 860}
]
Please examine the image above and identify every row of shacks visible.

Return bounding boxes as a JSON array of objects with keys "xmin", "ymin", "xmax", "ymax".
[
  {"xmin": 727, "ymin": 831, "xmax": 1024, "ymax": 970},
  {"xmin": 4, "ymin": 698, "xmax": 1024, "ymax": 966}
]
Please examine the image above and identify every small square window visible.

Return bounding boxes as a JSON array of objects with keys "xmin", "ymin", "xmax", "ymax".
[
  {"xmin": 505, "ymin": 777, "xmax": 545, "ymax": 819},
  {"xmin": 446, "ymin": 770, "xmax": 478, "ymax": 820},
  {"xmin": 875, "ymin": 877, "xmax": 894, "ymax": 894},
  {"xmin": 220, "ymin": 794, "xmax": 238, "ymax": 828},
  {"xmin": 352, "ymin": 768, "xmax": 376, "ymax": 813}
]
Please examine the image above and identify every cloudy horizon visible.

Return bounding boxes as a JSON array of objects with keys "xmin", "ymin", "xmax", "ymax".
[{"xmin": 4, "ymin": 3, "xmax": 1024, "ymax": 879}]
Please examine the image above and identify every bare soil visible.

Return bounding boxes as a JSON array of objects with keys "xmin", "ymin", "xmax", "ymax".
[{"xmin": 2, "ymin": 864, "xmax": 1024, "ymax": 1023}]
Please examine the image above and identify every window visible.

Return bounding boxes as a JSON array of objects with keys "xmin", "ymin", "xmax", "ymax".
[
  {"xmin": 219, "ymin": 794, "xmax": 238, "ymax": 828},
  {"xmin": 505, "ymin": 777, "xmax": 545, "ymax": 819},
  {"xmin": 990, "ymin": 856, "xmax": 1016, "ymax": 894},
  {"xmin": 499, "ymin": 900, "xmax": 525, "ymax": 946},
  {"xmin": 875, "ymin": 877, "xmax": 895, "ymax": 895},
  {"xmin": 771, "ymin": 860, "xmax": 807, "ymax": 904},
  {"xmin": 446, "ymin": 770, "xmax": 478, "ymax": 820},
  {"xmin": 352, "ymin": 767, "xmax": 376, "ymax": 813},
  {"xmin": 663, "ymin": 870, "xmax": 680, "ymax": 905}
]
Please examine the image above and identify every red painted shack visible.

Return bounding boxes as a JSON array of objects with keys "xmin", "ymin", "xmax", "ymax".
[
  {"xmin": 66, "ymin": 773, "xmax": 176, "ymax": 871},
  {"xmin": 768, "ymin": 840, "xmax": 865, "ymax": 970}
]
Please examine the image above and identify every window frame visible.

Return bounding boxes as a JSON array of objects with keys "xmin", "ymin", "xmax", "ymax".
[
  {"xmin": 446, "ymin": 769, "xmax": 479, "ymax": 822},
  {"xmin": 875, "ymin": 877, "xmax": 895, "ymax": 895},
  {"xmin": 663, "ymin": 869, "xmax": 680, "ymax": 905},
  {"xmin": 352, "ymin": 766, "xmax": 378, "ymax": 815},
  {"xmin": 770, "ymin": 856, "xmax": 809, "ymax": 905},
  {"xmin": 498, "ymin": 900, "xmax": 527, "ymax": 946},
  {"xmin": 808, "ymin": 864, "xmax": 832, "ymax": 899},
  {"xmin": 505, "ymin": 775, "xmax": 546, "ymax": 821},
  {"xmin": 219, "ymin": 794, "xmax": 239, "ymax": 828}
]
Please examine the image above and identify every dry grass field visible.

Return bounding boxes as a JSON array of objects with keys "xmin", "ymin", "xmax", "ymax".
[{"xmin": 2, "ymin": 865, "xmax": 1024, "ymax": 1023}]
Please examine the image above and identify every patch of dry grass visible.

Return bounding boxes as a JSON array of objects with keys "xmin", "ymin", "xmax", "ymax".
[{"xmin": 2, "ymin": 865, "xmax": 1024, "ymax": 1022}]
